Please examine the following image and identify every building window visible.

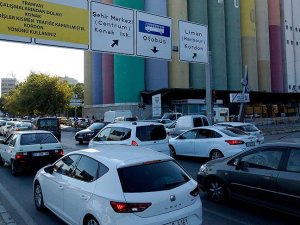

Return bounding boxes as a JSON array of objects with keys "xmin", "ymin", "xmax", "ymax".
[
  {"xmin": 298, "ymin": 86, "xmax": 300, "ymax": 90},
  {"xmin": 291, "ymin": 41, "xmax": 294, "ymax": 45},
  {"xmin": 289, "ymin": 85, "xmax": 291, "ymax": 89},
  {"xmin": 297, "ymin": 42, "xmax": 299, "ymax": 46},
  {"xmin": 293, "ymin": 85, "xmax": 296, "ymax": 90},
  {"xmin": 290, "ymin": 26, "xmax": 293, "ymax": 30},
  {"xmin": 286, "ymin": 25, "xmax": 288, "ymax": 30},
  {"xmin": 296, "ymin": 28, "xmax": 298, "ymax": 31},
  {"xmin": 287, "ymin": 40, "xmax": 290, "ymax": 44}
]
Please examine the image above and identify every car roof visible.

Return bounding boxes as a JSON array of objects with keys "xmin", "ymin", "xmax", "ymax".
[
  {"xmin": 215, "ymin": 122, "xmax": 253, "ymax": 126},
  {"xmin": 73, "ymin": 145, "xmax": 172, "ymax": 168},
  {"xmin": 14, "ymin": 130, "xmax": 52, "ymax": 134},
  {"xmin": 108, "ymin": 121, "xmax": 164, "ymax": 127}
]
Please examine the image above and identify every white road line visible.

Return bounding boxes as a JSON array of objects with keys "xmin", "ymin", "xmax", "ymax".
[
  {"xmin": 0, "ymin": 182, "xmax": 38, "ymax": 225},
  {"xmin": 204, "ymin": 208, "xmax": 254, "ymax": 225}
]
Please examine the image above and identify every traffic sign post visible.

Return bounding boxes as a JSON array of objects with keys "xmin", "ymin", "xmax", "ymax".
[
  {"xmin": 136, "ymin": 11, "xmax": 172, "ymax": 60},
  {"xmin": 178, "ymin": 20, "xmax": 208, "ymax": 63},
  {"xmin": 90, "ymin": 2, "xmax": 134, "ymax": 55}
]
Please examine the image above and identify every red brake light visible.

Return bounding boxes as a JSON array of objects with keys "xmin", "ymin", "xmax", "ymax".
[
  {"xmin": 131, "ymin": 140, "xmax": 138, "ymax": 146},
  {"xmin": 15, "ymin": 128, "xmax": 20, "ymax": 131},
  {"xmin": 225, "ymin": 140, "xmax": 245, "ymax": 145},
  {"xmin": 190, "ymin": 184, "xmax": 201, "ymax": 197},
  {"xmin": 110, "ymin": 201, "xmax": 151, "ymax": 213},
  {"xmin": 15, "ymin": 152, "xmax": 27, "ymax": 160},
  {"xmin": 58, "ymin": 149, "xmax": 64, "ymax": 156}
]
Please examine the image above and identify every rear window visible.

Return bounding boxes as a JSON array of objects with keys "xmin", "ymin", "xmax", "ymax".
[
  {"xmin": 20, "ymin": 133, "xmax": 58, "ymax": 145},
  {"xmin": 136, "ymin": 125, "xmax": 166, "ymax": 141},
  {"xmin": 221, "ymin": 127, "xmax": 248, "ymax": 137},
  {"xmin": 38, "ymin": 119, "xmax": 59, "ymax": 128},
  {"xmin": 193, "ymin": 118, "xmax": 203, "ymax": 127},
  {"xmin": 118, "ymin": 160, "xmax": 190, "ymax": 193},
  {"xmin": 238, "ymin": 125, "xmax": 258, "ymax": 132},
  {"xmin": 108, "ymin": 127, "xmax": 131, "ymax": 141}
]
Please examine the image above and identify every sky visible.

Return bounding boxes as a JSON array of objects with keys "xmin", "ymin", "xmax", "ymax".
[{"xmin": 0, "ymin": 40, "xmax": 84, "ymax": 83}]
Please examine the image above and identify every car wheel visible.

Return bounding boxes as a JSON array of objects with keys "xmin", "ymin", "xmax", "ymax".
[
  {"xmin": 84, "ymin": 215, "xmax": 99, "ymax": 225},
  {"xmin": 11, "ymin": 160, "xmax": 20, "ymax": 176},
  {"xmin": 34, "ymin": 182, "xmax": 45, "ymax": 211},
  {"xmin": 210, "ymin": 150, "xmax": 224, "ymax": 160},
  {"xmin": 0, "ymin": 155, "xmax": 4, "ymax": 166},
  {"xmin": 169, "ymin": 146, "xmax": 177, "ymax": 159},
  {"xmin": 207, "ymin": 178, "xmax": 228, "ymax": 202}
]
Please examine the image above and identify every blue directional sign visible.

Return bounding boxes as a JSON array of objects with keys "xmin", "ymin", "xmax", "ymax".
[
  {"xmin": 136, "ymin": 11, "xmax": 172, "ymax": 60},
  {"xmin": 139, "ymin": 21, "xmax": 171, "ymax": 38}
]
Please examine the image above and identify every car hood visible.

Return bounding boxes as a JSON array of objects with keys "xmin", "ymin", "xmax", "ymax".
[{"xmin": 77, "ymin": 128, "xmax": 93, "ymax": 134}]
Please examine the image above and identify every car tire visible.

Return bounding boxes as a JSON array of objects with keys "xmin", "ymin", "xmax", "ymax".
[
  {"xmin": 0, "ymin": 155, "xmax": 4, "ymax": 166},
  {"xmin": 11, "ymin": 160, "xmax": 20, "ymax": 176},
  {"xmin": 169, "ymin": 146, "xmax": 177, "ymax": 159},
  {"xmin": 84, "ymin": 215, "xmax": 99, "ymax": 225},
  {"xmin": 210, "ymin": 150, "xmax": 224, "ymax": 160},
  {"xmin": 207, "ymin": 178, "xmax": 228, "ymax": 203},
  {"xmin": 34, "ymin": 182, "xmax": 45, "ymax": 211}
]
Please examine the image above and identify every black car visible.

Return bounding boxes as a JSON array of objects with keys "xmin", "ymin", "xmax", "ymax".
[
  {"xmin": 75, "ymin": 122, "xmax": 106, "ymax": 144},
  {"xmin": 197, "ymin": 142, "xmax": 300, "ymax": 217},
  {"xmin": 32, "ymin": 117, "xmax": 61, "ymax": 141}
]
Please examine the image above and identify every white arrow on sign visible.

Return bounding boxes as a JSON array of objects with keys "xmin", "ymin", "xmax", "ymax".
[
  {"xmin": 178, "ymin": 20, "xmax": 208, "ymax": 63},
  {"xmin": 136, "ymin": 11, "xmax": 172, "ymax": 60},
  {"xmin": 90, "ymin": 2, "xmax": 134, "ymax": 55}
]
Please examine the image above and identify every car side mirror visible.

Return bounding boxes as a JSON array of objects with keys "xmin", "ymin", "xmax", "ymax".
[
  {"xmin": 233, "ymin": 159, "xmax": 249, "ymax": 170},
  {"xmin": 44, "ymin": 165, "xmax": 54, "ymax": 174}
]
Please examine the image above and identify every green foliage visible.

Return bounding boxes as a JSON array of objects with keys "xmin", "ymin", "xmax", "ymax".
[
  {"xmin": 3, "ymin": 73, "xmax": 73, "ymax": 116},
  {"xmin": 72, "ymin": 83, "xmax": 84, "ymax": 100}
]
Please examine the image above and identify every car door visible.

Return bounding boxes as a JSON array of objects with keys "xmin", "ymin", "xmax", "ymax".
[
  {"xmin": 90, "ymin": 127, "xmax": 111, "ymax": 147},
  {"xmin": 63, "ymin": 156, "xmax": 98, "ymax": 224},
  {"xmin": 275, "ymin": 148, "xmax": 300, "ymax": 214},
  {"xmin": 1, "ymin": 134, "xmax": 18, "ymax": 164},
  {"xmin": 172, "ymin": 130, "xmax": 197, "ymax": 156},
  {"xmin": 42, "ymin": 154, "xmax": 80, "ymax": 220},
  {"xmin": 228, "ymin": 147, "xmax": 284, "ymax": 203},
  {"xmin": 194, "ymin": 129, "xmax": 217, "ymax": 157}
]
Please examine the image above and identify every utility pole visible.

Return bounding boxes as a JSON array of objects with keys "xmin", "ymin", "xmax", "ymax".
[
  {"xmin": 238, "ymin": 65, "xmax": 249, "ymax": 122},
  {"xmin": 206, "ymin": 51, "xmax": 213, "ymax": 125}
]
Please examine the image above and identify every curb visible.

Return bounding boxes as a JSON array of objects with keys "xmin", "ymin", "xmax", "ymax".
[{"xmin": 0, "ymin": 203, "xmax": 16, "ymax": 225}]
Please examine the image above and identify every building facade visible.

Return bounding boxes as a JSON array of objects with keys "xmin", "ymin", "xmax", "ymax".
[
  {"xmin": 1, "ymin": 77, "xmax": 17, "ymax": 96},
  {"xmin": 84, "ymin": 0, "xmax": 300, "ymax": 119}
]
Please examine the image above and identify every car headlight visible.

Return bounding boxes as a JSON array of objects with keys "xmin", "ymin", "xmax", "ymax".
[
  {"xmin": 87, "ymin": 133, "xmax": 94, "ymax": 136},
  {"xmin": 199, "ymin": 164, "xmax": 208, "ymax": 174}
]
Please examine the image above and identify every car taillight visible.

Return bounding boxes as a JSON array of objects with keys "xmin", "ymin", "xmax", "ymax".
[
  {"xmin": 190, "ymin": 184, "xmax": 201, "ymax": 197},
  {"xmin": 225, "ymin": 140, "xmax": 245, "ymax": 145},
  {"xmin": 55, "ymin": 149, "xmax": 64, "ymax": 156},
  {"xmin": 131, "ymin": 140, "xmax": 138, "ymax": 146},
  {"xmin": 15, "ymin": 128, "xmax": 20, "ymax": 131},
  {"xmin": 110, "ymin": 201, "xmax": 151, "ymax": 213},
  {"xmin": 15, "ymin": 152, "xmax": 27, "ymax": 160}
]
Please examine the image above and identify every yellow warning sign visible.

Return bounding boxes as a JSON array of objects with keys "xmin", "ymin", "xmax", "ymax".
[{"xmin": 0, "ymin": 0, "xmax": 89, "ymax": 45}]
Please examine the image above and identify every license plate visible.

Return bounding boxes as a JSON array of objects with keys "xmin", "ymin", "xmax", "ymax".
[
  {"xmin": 32, "ymin": 152, "xmax": 49, "ymax": 157},
  {"xmin": 246, "ymin": 142, "xmax": 255, "ymax": 147},
  {"xmin": 165, "ymin": 217, "xmax": 189, "ymax": 225}
]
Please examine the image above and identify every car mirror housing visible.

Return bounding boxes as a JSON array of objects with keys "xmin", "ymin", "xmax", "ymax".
[{"xmin": 44, "ymin": 165, "xmax": 54, "ymax": 174}]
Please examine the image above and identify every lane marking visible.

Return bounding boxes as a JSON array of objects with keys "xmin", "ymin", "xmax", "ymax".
[{"xmin": 0, "ymin": 182, "xmax": 38, "ymax": 225}]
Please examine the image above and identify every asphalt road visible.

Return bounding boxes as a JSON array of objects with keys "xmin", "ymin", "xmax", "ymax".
[{"xmin": 0, "ymin": 131, "xmax": 300, "ymax": 225}]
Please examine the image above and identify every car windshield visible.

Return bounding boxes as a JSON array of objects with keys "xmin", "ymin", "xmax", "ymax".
[
  {"xmin": 20, "ymin": 133, "xmax": 58, "ymax": 145},
  {"xmin": 88, "ymin": 123, "xmax": 105, "ymax": 131},
  {"xmin": 0, "ymin": 121, "xmax": 6, "ymax": 126},
  {"xmin": 220, "ymin": 127, "xmax": 248, "ymax": 137},
  {"xmin": 118, "ymin": 160, "xmax": 190, "ymax": 193}
]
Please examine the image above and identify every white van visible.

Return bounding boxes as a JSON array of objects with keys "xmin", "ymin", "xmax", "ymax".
[
  {"xmin": 167, "ymin": 115, "xmax": 210, "ymax": 137},
  {"xmin": 103, "ymin": 110, "xmax": 132, "ymax": 123}
]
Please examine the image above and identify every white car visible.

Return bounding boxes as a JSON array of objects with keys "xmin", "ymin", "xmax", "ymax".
[
  {"xmin": 169, "ymin": 126, "xmax": 258, "ymax": 160},
  {"xmin": 88, "ymin": 121, "xmax": 170, "ymax": 155},
  {"xmin": 33, "ymin": 145, "xmax": 203, "ymax": 225},
  {"xmin": 214, "ymin": 122, "xmax": 264, "ymax": 144},
  {"xmin": 0, "ymin": 131, "xmax": 63, "ymax": 175},
  {"xmin": 0, "ymin": 121, "xmax": 16, "ymax": 136}
]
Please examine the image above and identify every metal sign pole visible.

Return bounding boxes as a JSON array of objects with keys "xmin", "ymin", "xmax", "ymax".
[{"xmin": 206, "ymin": 51, "xmax": 213, "ymax": 125}]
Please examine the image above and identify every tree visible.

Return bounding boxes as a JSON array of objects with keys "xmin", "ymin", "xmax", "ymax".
[
  {"xmin": 3, "ymin": 73, "xmax": 73, "ymax": 116},
  {"xmin": 72, "ymin": 83, "xmax": 84, "ymax": 100}
]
